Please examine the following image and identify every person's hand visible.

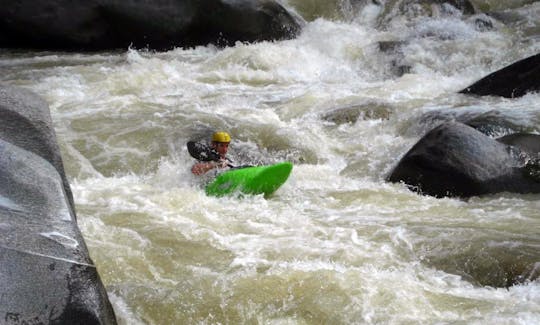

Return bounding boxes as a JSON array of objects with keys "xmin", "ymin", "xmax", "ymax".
[{"xmin": 191, "ymin": 160, "xmax": 229, "ymax": 176}]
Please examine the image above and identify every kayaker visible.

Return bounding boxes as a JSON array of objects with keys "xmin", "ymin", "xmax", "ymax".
[{"xmin": 191, "ymin": 131, "xmax": 231, "ymax": 175}]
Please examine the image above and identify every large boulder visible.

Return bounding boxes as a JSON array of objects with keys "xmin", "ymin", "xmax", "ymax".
[
  {"xmin": 0, "ymin": 0, "xmax": 303, "ymax": 51},
  {"xmin": 0, "ymin": 85, "xmax": 74, "ymax": 208},
  {"xmin": 0, "ymin": 84, "xmax": 116, "ymax": 324},
  {"xmin": 460, "ymin": 52, "xmax": 540, "ymax": 98},
  {"xmin": 387, "ymin": 122, "xmax": 540, "ymax": 198}
]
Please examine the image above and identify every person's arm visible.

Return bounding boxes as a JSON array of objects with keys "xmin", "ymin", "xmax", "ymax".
[{"xmin": 191, "ymin": 160, "xmax": 228, "ymax": 175}]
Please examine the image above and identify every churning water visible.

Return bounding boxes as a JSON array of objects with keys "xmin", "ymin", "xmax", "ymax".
[{"xmin": 1, "ymin": 0, "xmax": 540, "ymax": 323}]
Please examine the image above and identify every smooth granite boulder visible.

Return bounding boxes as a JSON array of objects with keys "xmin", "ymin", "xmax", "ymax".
[
  {"xmin": 0, "ymin": 0, "xmax": 303, "ymax": 51},
  {"xmin": 460, "ymin": 53, "xmax": 540, "ymax": 98},
  {"xmin": 0, "ymin": 84, "xmax": 116, "ymax": 324},
  {"xmin": 387, "ymin": 122, "xmax": 540, "ymax": 197}
]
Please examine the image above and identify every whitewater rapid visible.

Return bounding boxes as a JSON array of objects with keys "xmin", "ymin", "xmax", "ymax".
[{"xmin": 1, "ymin": 1, "xmax": 540, "ymax": 323}]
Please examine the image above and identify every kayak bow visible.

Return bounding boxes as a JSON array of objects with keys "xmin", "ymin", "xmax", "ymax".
[{"xmin": 205, "ymin": 162, "xmax": 293, "ymax": 197}]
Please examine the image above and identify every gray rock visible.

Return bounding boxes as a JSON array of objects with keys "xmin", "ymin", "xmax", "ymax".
[
  {"xmin": 0, "ymin": 84, "xmax": 74, "ymax": 208},
  {"xmin": 387, "ymin": 122, "xmax": 540, "ymax": 197},
  {"xmin": 497, "ymin": 133, "xmax": 540, "ymax": 157},
  {"xmin": 0, "ymin": 0, "xmax": 304, "ymax": 51},
  {"xmin": 460, "ymin": 52, "xmax": 540, "ymax": 98},
  {"xmin": 0, "ymin": 84, "xmax": 116, "ymax": 324},
  {"xmin": 321, "ymin": 102, "xmax": 392, "ymax": 125}
]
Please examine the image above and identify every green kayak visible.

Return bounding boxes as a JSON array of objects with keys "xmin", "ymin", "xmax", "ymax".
[{"xmin": 205, "ymin": 162, "xmax": 293, "ymax": 197}]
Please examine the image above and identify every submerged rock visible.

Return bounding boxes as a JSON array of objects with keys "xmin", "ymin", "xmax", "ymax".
[
  {"xmin": 378, "ymin": 0, "xmax": 476, "ymax": 27},
  {"xmin": 321, "ymin": 102, "xmax": 392, "ymax": 125},
  {"xmin": 496, "ymin": 133, "xmax": 540, "ymax": 157},
  {"xmin": 423, "ymin": 238, "xmax": 540, "ymax": 288},
  {"xmin": 0, "ymin": 84, "xmax": 116, "ymax": 324},
  {"xmin": 414, "ymin": 107, "xmax": 539, "ymax": 138},
  {"xmin": 387, "ymin": 122, "xmax": 540, "ymax": 198},
  {"xmin": 464, "ymin": 110, "xmax": 536, "ymax": 136},
  {"xmin": 0, "ymin": 0, "xmax": 304, "ymax": 51},
  {"xmin": 378, "ymin": 41, "xmax": 412, "ymax": 77}
]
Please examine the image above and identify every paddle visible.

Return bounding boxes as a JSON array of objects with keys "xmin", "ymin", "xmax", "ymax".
[{"xmin": 187, "ymin": 141, "xmax": 252, "ymax": 169}]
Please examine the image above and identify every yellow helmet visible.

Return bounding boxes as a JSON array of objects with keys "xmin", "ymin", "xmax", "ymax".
[{"xmin": 212, "ymin": 131, "xmax": 231, "ymax": 143}]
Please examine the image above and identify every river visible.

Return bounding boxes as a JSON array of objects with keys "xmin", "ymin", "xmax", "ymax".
[{"xmin": 1, "ymin": 0, "xmax": 539, "ymax": 324}]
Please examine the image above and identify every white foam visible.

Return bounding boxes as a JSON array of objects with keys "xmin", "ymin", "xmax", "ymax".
[{"xmin": 2, "ymin": 5, "xmax": 540, "ymax": 323}]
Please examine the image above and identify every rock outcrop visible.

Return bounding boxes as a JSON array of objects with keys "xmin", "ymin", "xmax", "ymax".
[
  {"xmin": 0, "ymin": 0, "xmax": 303, "ymax": 51},
  {"xmin": 387, "ymin": 122, "xmax": 540, "ymax": 198},
  {"xmin": 460, "ymin": 53, "xmax": 540, "ymax": 98},
  {"xmin": 0, "ymin": 84, "xmax": 116, "ymax": 324}
]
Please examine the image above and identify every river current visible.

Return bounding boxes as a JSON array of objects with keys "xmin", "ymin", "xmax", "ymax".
[{"xmin": 1, "ymin": 0, "xmax": 540, "ymax": 324}]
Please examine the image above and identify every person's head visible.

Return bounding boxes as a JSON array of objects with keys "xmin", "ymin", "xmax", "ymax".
[{"xmin": 211, "ymin": 131, "xmax": 231, "ymax": 157}]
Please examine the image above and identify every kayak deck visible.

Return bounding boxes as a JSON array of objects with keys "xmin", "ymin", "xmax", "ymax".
[{"xmin": 205, "ymin": 162, "xmax": 293, "ymax": 197}]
